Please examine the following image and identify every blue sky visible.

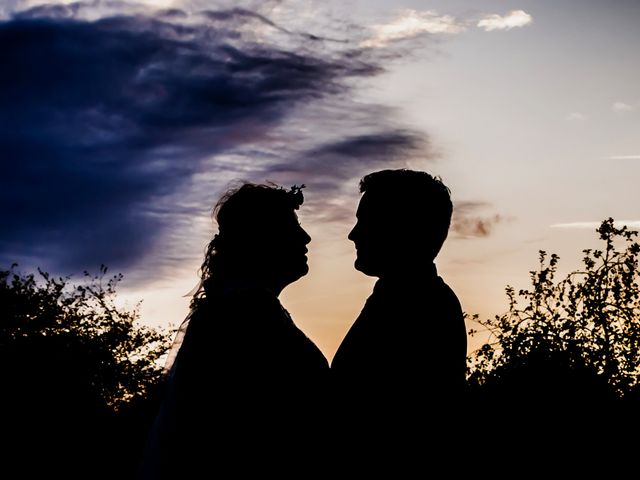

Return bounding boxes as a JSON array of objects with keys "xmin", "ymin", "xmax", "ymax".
[{"xmin": 2, "ymin": 0, "xmax": 639, "ymax": 359}]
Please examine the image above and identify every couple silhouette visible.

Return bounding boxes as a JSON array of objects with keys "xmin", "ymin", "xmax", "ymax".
[{"xmin": 139, "ymin": 169, "xmax": 466, "ymax": 477}]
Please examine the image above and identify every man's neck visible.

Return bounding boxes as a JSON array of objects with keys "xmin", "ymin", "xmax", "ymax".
[{"xmin": 378, "ymin": 261, "xmax": 438, "ymax": 282}]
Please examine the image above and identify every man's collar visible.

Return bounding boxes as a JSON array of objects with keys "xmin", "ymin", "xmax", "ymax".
[{"xmin": 374, "ymin": 262, "xmax": 438, "ymax": 292}]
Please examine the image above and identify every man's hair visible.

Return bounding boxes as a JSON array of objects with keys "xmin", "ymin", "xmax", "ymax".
[{"xmin": 359, "ymin": 169, "xmax": 453, "ymax": 259}]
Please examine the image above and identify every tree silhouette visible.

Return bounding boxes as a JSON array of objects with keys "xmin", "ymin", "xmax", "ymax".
[
  {"xmin": 0, "ymin": 265, "xmax": 171, "ymax": 479},
  {"xmin": 467, "ymin": 218, "xmax": 640, "ymax": 405}
]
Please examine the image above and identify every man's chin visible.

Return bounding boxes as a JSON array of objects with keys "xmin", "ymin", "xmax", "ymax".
[{"xmin": 354, "ymin": 258, "xmax": 379, "ymax": 277}]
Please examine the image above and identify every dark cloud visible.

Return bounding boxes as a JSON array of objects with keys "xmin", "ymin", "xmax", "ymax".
[
  {"xmin": 451, "ymin": 201, "xmax": 508, "ymax": 238},
  {"xmin": 267, "ymin": 130, "xmax": 428, "ymax": 224},
  {"xmin": 270, "ymin": 131, "xmax": 425, "ymax": 181},
  {"xmin": 304, "ymin": 131, "xmax": 425, "ymax": 172},
  {"xmin": 1, "ymin": 2, "xmax": 415, "ymax": 278}
]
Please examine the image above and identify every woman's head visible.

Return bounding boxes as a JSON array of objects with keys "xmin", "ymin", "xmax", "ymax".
[{"xmin": 197, "ymin": 182, "xmax": 311, "ymax": 299}]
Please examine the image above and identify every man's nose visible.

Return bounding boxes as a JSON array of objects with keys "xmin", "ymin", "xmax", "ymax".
[{"xmin": 348, "ymin": 223, "xmax": 358, "ymax": 242}]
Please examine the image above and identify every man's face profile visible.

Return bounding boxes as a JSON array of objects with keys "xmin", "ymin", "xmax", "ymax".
[{"xmin": 348, "ymin": 192, "xmax": 395, "ymax": 277}]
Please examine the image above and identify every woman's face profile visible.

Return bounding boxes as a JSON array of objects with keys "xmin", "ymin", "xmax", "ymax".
[
  {"xmin": 215, "ymin": 185, "xmax": 312, "ymax": 292},
  {"xmin": 251, "ymin": 209, "xmax": 311, "ymax": 290}
]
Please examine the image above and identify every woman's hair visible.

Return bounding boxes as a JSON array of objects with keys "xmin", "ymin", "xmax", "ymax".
[
  {"xmin": 162, "ymin": 182, "xmax": 305, "ymax": 376},
  {"xmin": 190, "ymin": 182, "xmax": 305, "ymax": 313}
]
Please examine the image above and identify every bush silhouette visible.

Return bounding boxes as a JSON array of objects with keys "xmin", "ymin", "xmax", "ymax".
[
  {"xmin": 468, "ymin": 218, "xmax": 640, "ymax": 406},
  {"xmin": 0, "ymin": 265, "xmax": 171, "ymax": 479},
  {"xmin": 464, "ymin": 219, "xmax": 640, "ymax": 465}
]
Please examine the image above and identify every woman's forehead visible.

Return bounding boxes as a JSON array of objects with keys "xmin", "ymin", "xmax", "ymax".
[{"xmin": 267, "ymin": 208, "xmax": 299, "ymax": 223}]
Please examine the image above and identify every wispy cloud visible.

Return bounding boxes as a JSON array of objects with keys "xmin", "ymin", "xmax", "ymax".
[
  {"xmin": 612, "ymin": 101, "xmax": 635, "ymax": 113},
  {"xmin": 477, "ymin": 10, "xmax": 533, "ymax": 32},
  {"xmin": 361, "ymin": 9, "xmax": 464, "ymax": 48},
  {"xmin": 606, "ymin": 155, "xmax": 640, "ymax": 160},
  {"xmin": 451, "ymin": 202, "xmax": 508, "ymax": 238},
  {"xmin": 551, "ymin": 221, "xmax": 640, "ymax": 229},
  {"xmin": 566, "ymin": 112, "xmax": 586, "ymax": 121},
  {"xmin": 361, "ymin": 8, "xmax": 533, "ymax": 48}
]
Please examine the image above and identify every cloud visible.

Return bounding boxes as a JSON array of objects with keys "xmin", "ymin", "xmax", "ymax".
[
  {"xmin": 477, "ymin": 10, "xmax": 532, "ymax": 32},
  {"xmin": 612, "ymin": 101, "xmax": 635, "ymax": 113},
  {"xmin": 551, "ymin": 221, "xmax": 640, "ymax": 229},
  {"xmin": 451, "ymin": 202, "xmax": 508, "ymax": 238},
  {"xmin": 270, "ymin": 129, "xmax": 428, "ymax": 223},
  {"xmin": 358, "ymin": 7, "xmax": 535, "ymax": 48},
  {"xmin": 0, "ymin": 2, "xmax": 432, "ymax": 280},
  {"xmin": 279, "ymin": 131, "xmax": 426, "ymax": 179},
  {"xmin": 566, "ymin": 112, "xmax": 586, "ymax": 121},
  {"xmin": 606, "ymin": 154, "xmax": 640, "ymax": 160},
  {"xmin": 361, "ymin": 9, "xmax": 465, "ymax": 48}
]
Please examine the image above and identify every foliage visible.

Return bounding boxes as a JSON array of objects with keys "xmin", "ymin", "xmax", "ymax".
[
  {"xmin": 0, "ymin": 264, "xmax": 171, "ymax": 410},
  {"xmin": 0, "ymin": 264, "xmax": 173, "ymax": 477},
  {"xmin": 467, "ymin": 218, "xmax": 640, "ymax": 399}
]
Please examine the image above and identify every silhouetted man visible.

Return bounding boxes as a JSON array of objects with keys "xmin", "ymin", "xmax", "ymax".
[{"xmin": 332, "ymin": 169, "xmax": 467, "ymax": 424}]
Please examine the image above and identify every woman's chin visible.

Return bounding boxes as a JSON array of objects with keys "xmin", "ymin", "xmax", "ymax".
[{"xmin": 276, "ymin": 261, "xmax": 308, "ymax": 287}]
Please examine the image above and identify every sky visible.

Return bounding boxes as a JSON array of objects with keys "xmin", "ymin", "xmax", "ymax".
[{"xmin": 2, "ymin": 0, "xmax": 639, "ymax": 361}]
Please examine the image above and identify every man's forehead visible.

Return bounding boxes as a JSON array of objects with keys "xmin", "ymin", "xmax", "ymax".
[
  {"xmin": 357, "ymin": 192, "xmax": 389, "ymax": 215},
  {"xmin": 357, "ymin": 192, "xmax": 425, "ymax": 223}
]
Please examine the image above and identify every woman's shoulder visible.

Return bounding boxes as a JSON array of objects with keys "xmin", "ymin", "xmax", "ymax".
[
  {"xmin": 192, "ymin": 284, "xmax": 286, "ymax": 331},
  {"xmin": 223, "ymin": 283, "xmax": 278, "ymax": 300},
  {"xmin": 219, "ymin": 284, "xmax": 282, "ymax": 313}
]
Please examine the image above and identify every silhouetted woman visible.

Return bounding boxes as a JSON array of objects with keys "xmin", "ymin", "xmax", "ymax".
[{"xmin": 139, "ymin": 183, "xmax": 328, "ymax": 478}]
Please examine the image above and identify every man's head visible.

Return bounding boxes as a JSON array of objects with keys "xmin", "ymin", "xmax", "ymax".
[{"xmin": 348, "ymin": 169, "xmax": 452, "ymax": 278}]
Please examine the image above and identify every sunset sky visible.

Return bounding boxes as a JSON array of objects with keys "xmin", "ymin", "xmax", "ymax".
[{"xmin": 2, "ymin": 0, "xmax": 639, "ymax": 361}]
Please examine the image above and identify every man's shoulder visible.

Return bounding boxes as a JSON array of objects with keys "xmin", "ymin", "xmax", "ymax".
[
  {"xmin": 434, "ymin": 276, "xmax": 463, "ymax": 311},
  {"xmin": 375, "ymin": 275, "xmax": 462, "ymax": 310}
]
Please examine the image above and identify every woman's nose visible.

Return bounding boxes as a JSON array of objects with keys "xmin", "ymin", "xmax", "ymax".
[{"xmin": 300, "ymin": 226, "xmax": 311, "ymax": 245}]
